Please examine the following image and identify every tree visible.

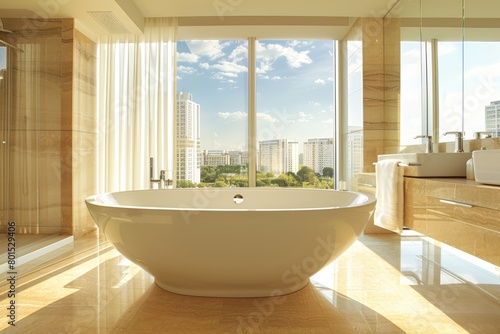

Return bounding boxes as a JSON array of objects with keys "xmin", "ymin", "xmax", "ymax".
[
  {"xmin": 297, "ymin": 166, "xmax": 316, "ymax": 183},
  {"xmin": 273, "ymin": 173, "xmax": 299, "ymax": 187},
  {"xmin": 322, "ymin": 167, "xmax": 334, "ymax": 178},
  {"xmin": 286, "ymin": 171, "xmax": 300, "ymax": 182},
  {"xmin": 214, "ymin": 180, "xmax": 228, "ymax": 187},
  {"xmin": 200, "ymin": 166, "xmax": 217, "ymax": 183},
  {"xmin": 176, "ymin": 180, "xmax": 196, "ymax": 188}
]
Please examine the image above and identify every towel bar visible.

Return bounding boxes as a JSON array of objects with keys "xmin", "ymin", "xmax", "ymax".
[{"xmin": 372, "ymin": 162, "xmax": 422, "ymax": 167}]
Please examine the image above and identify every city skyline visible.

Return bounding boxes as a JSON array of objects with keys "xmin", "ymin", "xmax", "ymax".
[{"xmin": 176, "ymin": 40, "xmax": 336, "ymax": 152}]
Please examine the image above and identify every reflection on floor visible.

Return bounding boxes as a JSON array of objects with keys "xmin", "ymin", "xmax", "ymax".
[
  {"xmin": 1, "ymin": 230, "xmax": 499, "ymax": 333},
  {"xmin": 0, "ymin": 234, "xmax": 73, "ymax": 273}
]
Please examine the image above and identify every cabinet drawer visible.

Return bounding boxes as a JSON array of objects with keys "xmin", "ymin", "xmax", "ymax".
[{"xmin": 427, "ymin": 196, "xmax": 500, "ymax": 234}]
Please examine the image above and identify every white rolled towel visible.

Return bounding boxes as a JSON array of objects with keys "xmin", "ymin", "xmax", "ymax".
[{"xmin": 374, "ymin": 159, "xmax": 404, "ymax": 234}]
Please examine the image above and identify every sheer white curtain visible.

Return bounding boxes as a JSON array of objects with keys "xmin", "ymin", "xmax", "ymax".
[{"xmin": 97, "ymin": 18, "xmax": 177, "ymax": 192}]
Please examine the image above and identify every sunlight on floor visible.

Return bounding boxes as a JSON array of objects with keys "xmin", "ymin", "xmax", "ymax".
[{"xmin": 1, "ymin": 231, "xmax": 499, "ymax": 333}]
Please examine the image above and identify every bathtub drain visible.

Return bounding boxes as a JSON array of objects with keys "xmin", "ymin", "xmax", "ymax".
[{"xmin": 233, "ymin": 194, "xmax": 244, "ymax": 204}]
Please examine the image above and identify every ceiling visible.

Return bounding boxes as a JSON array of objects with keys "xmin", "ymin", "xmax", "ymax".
[
  {"xmin": 1, "ymin": 0, "xmax": 499, "ymax": 41},
  {"xmin": 0, "ymin": 0, "xmax": 396, "ymax": 39}
]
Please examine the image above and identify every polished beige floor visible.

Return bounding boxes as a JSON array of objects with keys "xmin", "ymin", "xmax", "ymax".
[{"xmin": 1, "ymin": 230, "xmax": 500, "ymax": 334}]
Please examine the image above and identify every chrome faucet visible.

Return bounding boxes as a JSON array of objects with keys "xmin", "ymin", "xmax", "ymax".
[
  {"xmin": 414, "ymin": 135, "xmax": 433, "ymax": 153},
  {"xmin": 473, "ymin": 131, "xmax": 492, "ymax": 139},
  {"xmin": 150, "ymin": 157, "xmax": 173, "ymax": 189},
  {"xmin": 443, "ymin": 131, "xmax": 464, "ymax": 152}
]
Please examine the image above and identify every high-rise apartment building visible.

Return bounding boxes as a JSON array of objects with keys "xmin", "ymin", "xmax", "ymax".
[
  {"xmin": 228, "ymin": 151, "xmax": 243, "ymax": 165},
  {"xmin": 202, "ymin": 150, "xmax": 230, "ymax": 168},
  {"xmin": 176, "ymin": 92, "xmax": 201, "ymax": 183},
  {"xmin": 258, "ymin": 139, "xmax": 299, "ymax": 175},
  {"xmin": 485, "ymin": 100, "xmax": 500, "ymax": 137},
  {"xmin": 303, "ymin": 138, "xmax": 334, "ymax": 175},
  {"xmin": 346, "ymin": 128, "xmax": 363, "ymax": 181}
]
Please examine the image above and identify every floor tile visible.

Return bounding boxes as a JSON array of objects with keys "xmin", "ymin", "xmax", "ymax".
[{"xmin": 1, "ymin": 230, "xmax": 500, "ymax": 333}]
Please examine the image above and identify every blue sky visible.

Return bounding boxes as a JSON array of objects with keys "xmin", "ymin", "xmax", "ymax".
[{"xmin": 177, "ymin": 40, "xmax": 335, "ymax": 151}]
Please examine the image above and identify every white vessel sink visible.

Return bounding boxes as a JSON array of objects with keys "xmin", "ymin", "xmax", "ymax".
[
  {"xmin": 377, "ymin": 152, "xmax": 472, "ymax": 177},
  {"xmin": 473, "ymin": 149, "xmax": 500, "ymax": 185}
]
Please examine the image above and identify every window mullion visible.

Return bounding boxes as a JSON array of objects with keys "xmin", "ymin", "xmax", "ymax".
[{"xmin": 248, "ymin": 37, "xmax": 257, "ymax": 187}]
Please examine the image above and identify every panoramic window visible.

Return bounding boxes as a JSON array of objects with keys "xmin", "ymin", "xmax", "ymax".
[
  {"xmin": 463, "ymin": 42, "xmax": 500, "ymax": 138},
  {"xmin": 438, "ymin": 41, "xmax": 464, "ymax": 141},
  {"xmin": 439, "ymin": 41, "xmax": 500, "ymax": 141},
  {"xmin": 400, "ymin": 41, "xmax": 426, "ymax": 145},
  {"xmin": 256, "ymin": 40, "xmax": 335, "ymax": 188},
  {"xmin": 176, "ymin": 39, "xmax": 336, "ymax": 188},
  {"xmin": 176, "ymin": 40, "xmax": 248, "ymax": 187}
]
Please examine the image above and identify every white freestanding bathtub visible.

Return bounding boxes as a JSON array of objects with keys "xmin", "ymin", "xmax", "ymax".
[{"xmin": 85, "ymin": 188, "xmax": 376, "ymax": 297}]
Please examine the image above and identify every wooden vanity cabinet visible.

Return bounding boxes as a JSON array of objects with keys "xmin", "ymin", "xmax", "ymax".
[{"xmin": 404, "ymin": 178, "xmax": 500, "ymax": 266}]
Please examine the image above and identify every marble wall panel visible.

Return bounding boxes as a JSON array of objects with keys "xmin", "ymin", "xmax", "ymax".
[
  {"xmin": 72, "ymin": 30, "xmax": 97, "ymax": 134},
  {"xmin": 363, "ymin": 18, "xmax": 385, "ymax": 172}
]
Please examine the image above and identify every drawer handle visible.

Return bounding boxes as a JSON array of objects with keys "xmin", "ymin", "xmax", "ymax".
[{"xmin": 439, "ymin": 199, "xmax": 473, "ymax": 208}]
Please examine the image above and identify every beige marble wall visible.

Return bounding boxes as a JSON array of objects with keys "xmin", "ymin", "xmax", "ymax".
[
  {"xmin": 0, "ymin": 18, "xmax": 97, "ymax": 238},
  {"xmin": 361, "ymin": 18, "xmax": 386, "ymax": 173},
  {"xmin": 341, "ymin": 17, "xmax": 390, "ymax": 180}
]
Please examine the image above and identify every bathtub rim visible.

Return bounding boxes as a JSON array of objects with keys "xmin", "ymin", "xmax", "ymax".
[{"xmin": 85, "ymin": 188, "xmax": 376, "ymax": 212}]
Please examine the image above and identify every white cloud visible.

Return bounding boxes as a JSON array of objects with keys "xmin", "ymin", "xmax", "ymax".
[
  {"xmin": 186, "ymin": 40, "xmax": 226, "ymax": 60},
  {"xmin": 178, "ymin": 65, "xmax": 197, "ymax": 74},
  {"xmin": 298, "ymin": 112, "xmax": 313, "ymax": 122},
  {"xmin": 212, "ymin": 73, "xmax": 238, "ymax": 81},
  {"xmin": 257, "ymin": 113, "xmax": 278, "ymax": 122},
  {"xmin": 228, "ymin": 44, "xmax": 248, "ymax": 63},
  {"xmin": 287, "ymin": 40, "xmax": 313, "ymax": 48},
  {"xmin": 271, "ymin": 76, "xmax": 282, "ymax": 80},
  {"xmin": 200, "ymin": 62, "xmax": 210, "ymax": 69},
  {"xmin": 256, "ymin": 62, "xmax": 273, "ymax": 74},
  {"xmin": 218, "ymin": 111, "xmax": 247, "ymax": 121},
  {"xmin": 256, "ymin": 42, "xmax": 313, "ymax": 74},
  {"xmin": 217, "ymin": 111, "xmax": 278, "ymax": 123},
  {"xmin": 212, "ymin": 60, "xmax": 247, "ymax": 74},
  {"xmin": 314, "ymin": 79, "xmax": 326, "ymax": 85},
  {"xmin": 210, "ymin": 60, "xmax": 248, "ymax": 83},
  {"xmin": 177, "ymin": 52, "xmax": 199, "ymax": 63},
  {"xmin": 220, "ymin": 72, "xmax": 239, "ymax": 78}
]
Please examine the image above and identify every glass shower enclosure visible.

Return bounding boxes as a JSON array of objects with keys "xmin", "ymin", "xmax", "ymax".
[{"xmin": 1, "ymin": 19, "xmax": 70, "ymax": 269}]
